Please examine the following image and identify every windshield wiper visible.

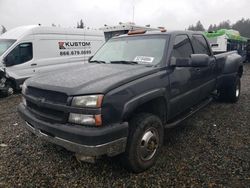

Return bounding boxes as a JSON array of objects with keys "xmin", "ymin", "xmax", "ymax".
[
  {"xmin": 89, "ymin": 60, "xmax": 106, "ymax": 64},
  {"xmin": 110, "ymin": 60, "xmax": 138, "ymax": 65}
]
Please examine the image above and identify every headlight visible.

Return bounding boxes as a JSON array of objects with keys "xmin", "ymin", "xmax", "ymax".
[
  {"xmin": 71, "ymin": 95, "xmax": 103, "ymax": 108},
  {"xmin": 22, "ymin": 82, "xmax": 27, "ymax": 94},
  {"xmin": 68, "ymin": 113, "xmax": 102, "ymax": 126}
]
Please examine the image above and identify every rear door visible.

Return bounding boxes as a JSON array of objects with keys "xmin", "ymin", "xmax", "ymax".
[
  {"xmin": 168, "ymin": 34, "xmax": 201, "ymax": 119},
  {"xmin": 191, "ymin": 34, "xmax": 216, "ymax": 100}
]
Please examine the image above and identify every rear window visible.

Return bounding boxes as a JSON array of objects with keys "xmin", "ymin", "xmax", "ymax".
[{"xmin": 192, "ymin": 35, "xmax": 211, "ymax": 55}]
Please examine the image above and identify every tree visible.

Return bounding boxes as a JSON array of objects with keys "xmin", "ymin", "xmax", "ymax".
[
  {"xmin": 232, "ymin": 18, "xmax": 250, "ymax": 38},
  {"xmin": 188, "ymin": 21, "xmax": 205, "ymax": 31},
  {"xmin": 77, "ymin": 19, "xmax": 85, "ymax": 29},
  {"xmin": 208, "ymin": 21, "xmax": 231, "ymax": 31},
  {"xmin": 217, "ymin": 20, "xmax": 231, "ymax": 30},
  {"xmin": 0, "ymin": 25, "xmax": 6, "ymax": 34},
  {"xmin": 208, "ymin": 24, "xmax": 214, "ymax": 31}
]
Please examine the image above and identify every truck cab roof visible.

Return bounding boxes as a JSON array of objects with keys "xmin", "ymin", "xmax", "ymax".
[{"xmin": 112, "ymin": 30, "xmax": 205, "ymax": 39}]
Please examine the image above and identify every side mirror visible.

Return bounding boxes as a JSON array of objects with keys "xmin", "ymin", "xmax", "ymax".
[
  {"xmin": 88, "ymin": 55, "xmax": 93, "ymax": 62},
  {"xmin": 170, "ymin": 57, "xmax": 190, "ymax": 67},
  {"xmin": 4, "ymin": 55, "xmax": 15, "ymax": 67},
  {"xmin": 190, "ymin": 54, "xmax": 209, "ymax": 67}
]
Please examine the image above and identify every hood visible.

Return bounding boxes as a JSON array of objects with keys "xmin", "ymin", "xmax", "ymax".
[{"xmin": 26, "ymin": 63, "xmax": 158, "ymax": 95}]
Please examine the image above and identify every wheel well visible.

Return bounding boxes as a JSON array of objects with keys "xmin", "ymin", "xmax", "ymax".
[
  {"xmin": 128, "ymin": 97, "xmax": 167, "ymax": 124},
  {"xmin": 6, "ymin": 78, "xmax": 17, "ymax": 90},
  {"xmin": 238, "ymin": 66, "xmax": 243, "ymax": 78}
]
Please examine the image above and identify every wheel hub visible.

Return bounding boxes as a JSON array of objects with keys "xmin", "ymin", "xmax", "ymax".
[
  {"xmin": 236, "ymin": 87, "xmax": 240, "ymax": 97},
  {"xmin": 139, "ymin": 128, "xmax": 159, "ymax": 161}
]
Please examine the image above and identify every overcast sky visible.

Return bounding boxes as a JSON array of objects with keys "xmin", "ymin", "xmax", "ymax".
[{"xmin": 0, "ymin": 0, "xmax": 249, "ymax": 30}]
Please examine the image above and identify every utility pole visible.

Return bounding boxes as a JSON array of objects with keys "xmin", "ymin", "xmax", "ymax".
[{"xmin": 132, "ymin": 0, "xmax": 135, "ymax": 23}]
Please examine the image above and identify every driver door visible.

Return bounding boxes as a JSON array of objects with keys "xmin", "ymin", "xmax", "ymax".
[
  {"xmin": 168, "ymin": 35, "xmax": 201, "ymax": 119},
  {"xmin": 4, "ymin": 42, "xmax": 35, "ymax": 80}
]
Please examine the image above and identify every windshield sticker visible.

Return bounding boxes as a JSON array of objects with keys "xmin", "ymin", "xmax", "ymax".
[{"xmin": 134, "ymin": 56, "xmax": 154, "ymax": 63}]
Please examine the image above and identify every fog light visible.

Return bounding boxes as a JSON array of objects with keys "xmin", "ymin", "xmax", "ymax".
[{"xmin": 68, "ymin": 113, "xmax": 102, "ymax": 126}]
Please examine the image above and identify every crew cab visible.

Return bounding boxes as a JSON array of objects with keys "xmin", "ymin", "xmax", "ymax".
[{"xmin": 18, "ymin": 30, "xmax": 243, "ymax": 173}]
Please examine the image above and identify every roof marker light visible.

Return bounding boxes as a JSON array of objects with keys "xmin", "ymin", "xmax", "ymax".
[{"xmin": 128, "ymin": 29, "xmax": 146, "ymax": 35}]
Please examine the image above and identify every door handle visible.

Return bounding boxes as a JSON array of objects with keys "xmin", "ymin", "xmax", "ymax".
[
  {"xmin": 31, "ymin": 63, "xmax": 37, "ymax": 66},
  {"xmin": 195, "ymin": 68, "xmax": 201, "ymax": 72}
]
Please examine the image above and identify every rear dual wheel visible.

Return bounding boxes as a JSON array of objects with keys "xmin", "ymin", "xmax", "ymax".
[{"xmin": 218, "ymin": 75, "xmax": 241, "ymax": 103}]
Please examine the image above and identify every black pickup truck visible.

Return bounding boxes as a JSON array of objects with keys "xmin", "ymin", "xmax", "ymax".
[{"xmin": 18, "ymin": 30, "xmax": 243, "ymax": 172}]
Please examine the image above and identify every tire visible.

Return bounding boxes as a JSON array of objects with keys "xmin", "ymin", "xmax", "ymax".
[
  {"xmin": 218, "ymin": 75, "xmax": 241, "ymax": 103},
  {"xmin": 1, "ymin": 83, "xmax": 14, "ymax": 97},
  {"xmin": 122, "ymin": 113, "xmax": 164, "ymax": 173}
]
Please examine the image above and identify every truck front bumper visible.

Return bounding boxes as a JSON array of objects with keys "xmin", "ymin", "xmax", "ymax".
[{"xmin": 18, "ymin": 104, "xmax": 128, "ymax": 157}]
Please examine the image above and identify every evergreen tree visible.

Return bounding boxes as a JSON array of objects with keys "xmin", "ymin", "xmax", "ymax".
[
  {"xmin": 216, "ymin": 20, "xmax": 231, "ymax": 30},
  {"xmin": 188, "ymin": 21, "xmax": 205, "ymax": 31},
  {"xmin": 232, "ymin": 18, "xmax": 250, "ymax": 38},
  {"xmin": 77, "ymin": 19, "xmax": 85, "ymax": 29},
  {"xmin": 208, "ymin": 24, "xmax": 214, "ymax": 31},
  {"xmin": 0, "ymin": 25, "xmax": 6, "ymax": 34}
]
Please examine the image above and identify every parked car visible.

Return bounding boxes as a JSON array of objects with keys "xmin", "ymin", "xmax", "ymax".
[
  {"xmin": 18, "ymin": 30, "xmax": 243, "ymax": 172},
  {"xmin": 0, "ymin": 25, "xmax": 105, "ymax": 95}
]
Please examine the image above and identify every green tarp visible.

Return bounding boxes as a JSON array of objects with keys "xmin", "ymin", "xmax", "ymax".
[{"xmin": 204, "ymin": 29, "xmax": 248, "ymax": 42}]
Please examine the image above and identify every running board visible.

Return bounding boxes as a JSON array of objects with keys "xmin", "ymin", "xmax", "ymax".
[{"xmin": 165, "ymin": 97, "xmax": 213, "ymax": 128}]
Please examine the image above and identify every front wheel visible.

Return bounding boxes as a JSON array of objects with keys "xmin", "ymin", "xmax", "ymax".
[{"xmin": 122, "ymin": 113, "xmax": 164, "ymax": 173}]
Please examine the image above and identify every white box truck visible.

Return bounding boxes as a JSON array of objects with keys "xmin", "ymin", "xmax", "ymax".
[{"xmin": 0, "ymin": 25, "xmax": 105, "ymax": 95}]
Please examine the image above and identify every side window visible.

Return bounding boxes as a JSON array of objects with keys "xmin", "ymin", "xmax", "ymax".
[
  {"xmin": 192, "ymin": 35, "xmax": 210, "ymax": 55},
  {"xmin": 19, "ymin": 43, "xmax": 33, "ymax": 63},
  {"xmin": 172, "ymin": 35, "xmax": 193, "ymax": 58},
  {"xmin": 5, "ymin": 43, "xmax": 33, "ymax": 67}
]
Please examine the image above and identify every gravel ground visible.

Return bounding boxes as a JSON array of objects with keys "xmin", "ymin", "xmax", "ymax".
[{"xmin": 0, "ymin": 65, "xmax": 250, "ymax": 188}]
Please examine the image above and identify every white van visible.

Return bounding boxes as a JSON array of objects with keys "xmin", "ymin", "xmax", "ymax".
[{"xmin": 0, "ymin": 25, "xmax": 105, "ymax": 93}]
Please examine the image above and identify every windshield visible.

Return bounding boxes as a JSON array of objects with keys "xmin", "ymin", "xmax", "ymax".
[
  {"xmin": 0, "ymin": 39, "xmax": 16, "ymax": 56},
  {"xmin": 91, "ymin": 35, "xmax": 169, "ymax": 65}
]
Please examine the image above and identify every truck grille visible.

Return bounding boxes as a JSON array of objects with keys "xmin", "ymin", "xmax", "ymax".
[
  {"xmin": 26, "ymin": 87, "xmax": 68, "ymax": 105},
  {"xmin": 25, "ymin": 87, "xmax": 69, "ymax": 123}
]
